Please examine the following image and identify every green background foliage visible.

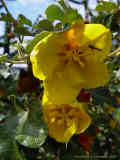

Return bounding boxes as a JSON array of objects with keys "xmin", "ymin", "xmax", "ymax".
[{"xmin": 0, "ymin": 0, "xmax": 120, "ymax": 159}]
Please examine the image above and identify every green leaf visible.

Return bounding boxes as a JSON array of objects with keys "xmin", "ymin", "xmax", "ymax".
[
  {"xmin": 0, "ymin": 99, "xmax": 28, "ymax": 136},
  {"xmin": 0, "ymin": 13, "xmax": 14, "ymax": 22},
  {"xmin": 63, "ymin": 8, "xmax": 82, "ymax": 24},
  {"xmin": 0, "ymin": 54, "xmax": 8, "ymax": 62},
  {"xmin": 90, "ymin": 87, "xmax": 118, "ymax": 107},
  {"xmin": 33, "ymin": 19, "xmax": 54, "ymax": 31},
  {"xmin": 58, "ymin": 0, "xmax": 70, "ymax": 10},
  {"xmin": 0, "ymin": 110, "xmax": 25, "ymax": 160},
  {"xmin": 96, "ymin": 2, "xmax": 118, "ymax": 13},
  {"xmin": 16, "ymin": 100, "xmax": 48, "ymax": 148},
  {"xmin": 26, "ymin": 31, "xmax": 49, "ymax": 54},
  {"xmin": 113, "ymin": 108, "xmax": 120, "ymax": 121},
  {"xmin": 14, "ymin": 26, "xmax": 32, "ymax": 36},
  {"xmin": 54, "ymin": 22, "xmax": 63, "ymax": 31},
  {"xmin": 0, "ymin": 102, "xmax": 27, "ymax": 159},
  {"xmin": 4, "ymin": 109, "xmax": 28, "ymax": 137},
  {"xmin": 18, "ymin": 14, "xmax": 32, "ymax": 26},
  {"xmin": 45, "ymin": 4, "xmax": 64, "ymax": 21},
  {"xmin": 16, "ymin": 120, "xmax": 47, "ymax": 148},
  {"xmin": 0, "ymin": 137, "xmax": 23, "ymax": 160}
]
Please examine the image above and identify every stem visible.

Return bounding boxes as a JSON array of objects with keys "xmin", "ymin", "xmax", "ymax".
[
  {"xmin": 0, "ymin": 0, "xmax": 9, "ymax": 14},
  {"xmin": 68, "ymin": 0, "xmax": 82, "ymax": 5},
  {"xmin": 5, "ymin": 60, "xmax": 27, "ymax": 64},
  {"xmin": 5, "ymin": 55, "xmax": 29, "ymax": 64},
  {"xmin": 117, "ymin": 0, "xmax": 120, "ymax": 5},
  {"xmin": 108, "ymin": 47, "xmax": 120, "ymax": 57},
  {"xmin": 0, "ymin": 0, "xmax": 14, "ymax": 19}
]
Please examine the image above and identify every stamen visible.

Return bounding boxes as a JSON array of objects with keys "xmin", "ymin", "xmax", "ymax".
[
  {"xmin": 72, "ymin": 48, "xmax": 82, "ymax": 56},
  {"xmin": 78, "ymin": 51, "xmax": 82, "ymax": 55},
  {"xmin": 59, "ymin": 44, "xmax": 101, "ymax": 66},
  {"xmin": 88, "ymin": 45, "xmax": 102, "ymax": 51}
]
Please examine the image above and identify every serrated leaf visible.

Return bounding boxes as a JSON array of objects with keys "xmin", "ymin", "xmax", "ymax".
[
  {"xmin": 26, "ymin": 31, "xmax": 49, "ymax": 53},
  {"xmin": 33, "ymin": 20, "xmax": 54, "ymax": 31},
  {"xmin": 96, "ymin": 2, "xmax": 118, "ymax": 13},
  {"xmin": 45, "ymin": 4, "xmax": 64, "ymax": 21},
  {"xmin": 18, "ymin": 14, "xmax": 32, "ymax": 26}
]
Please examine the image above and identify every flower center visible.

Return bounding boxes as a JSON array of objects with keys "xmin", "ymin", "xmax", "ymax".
[
  {"xmin": 59, "ymin": 44, "xmax": 102, "ymax": 67},
  {"xmin": 49, "ymin": 105, "xmax": 78, "ymax": 127}
]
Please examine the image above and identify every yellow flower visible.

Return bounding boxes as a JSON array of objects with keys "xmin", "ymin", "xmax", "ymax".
[
  {"xmin": 105, "ymin": 105, "xmax": 117, "ymax": 129},
  {"xmin": 106, "ymin": 106, "xmax": 115, "ymax": 114},
  {"xmin": 30, "ymin": 19, "xmax": 112, "ymax": 104},
  {"xmin": 42, "ymin": 95, "xmax": 91, "ymax": 143},
  {"xmin": 115, "ymin": 96, "xmax": 120, "ymax": 106},
  {"xmin": 109, "ymin": 119, "xmax": 117, "ymax": 129}
]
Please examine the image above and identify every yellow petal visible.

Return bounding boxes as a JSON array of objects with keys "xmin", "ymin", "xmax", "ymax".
[
  {"xmin": 42, "ymin": 59, "xmax": 87, "ymax": 105},
  {"xmin": 84, "ymin": 24, "xmax": 112, "ymax": 61},
  {"xmin": 43, "ymin": 56, "xmax": 109, "ymax": 104},
  {"xmin": 42, "ymin": 102, "xmax": 91, "ymax": 143},
  {"xmin": 42, "ymin": 103, "xmax": 77, "ymax": 142},
  {"xmin": 43, "ymin": 70, "xmax": 81, "ymax": 104},
  {"xmin": 84, "ymin": 24, "xmax": 110, "ymax": 42},
  {"xmin": 78, "ymin": 55, "xmax": 110, "ymax": 88},
  {"xmin": 30, "ymin": 33, "xmax": 65, "ymax": 80},
  {"xmin": 64, "ymin": 19, "xmax": 84, "ymax": 46},
  {"xmin": 48, "ymin": 120, "xmax": 77, "ymax": 142},
  {"xmin": 30, "ymin": 19, "xmax": 84, "ymax": 80},
  {"xmin": 74, "ymin": 103, "xmax": 92, "ymax": 134}
]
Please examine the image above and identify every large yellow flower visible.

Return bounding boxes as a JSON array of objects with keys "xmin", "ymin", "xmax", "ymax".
[
  {"xmin": 42, "ymin": 95, "xmax": 91, "ymax": 143},
  {"xmin": 30, "ymin": 19, "xmax": 112, "ymax": 104}
]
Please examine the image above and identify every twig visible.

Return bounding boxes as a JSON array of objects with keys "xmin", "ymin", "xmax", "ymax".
[
  {"xmin": 74, "ymin": 155, "xmax": 116, "ymax": 159},
  {"xmin": 68, "ymin": 0, "xmax": 82, "ymax": 5},
  {"xmin": 108, "ymin": 47, "xmax": 120, "ymax": 57},
  {"xmin": 117, "ymin": 0, "xmax": 120, "ymax": 5},
  {"xmin": 0, "ymin": 0, "xmax": 14, "ymax": 19},
  {"xmin": 5, "ymin": 60, "xmax": 27, "ymax": 64}
]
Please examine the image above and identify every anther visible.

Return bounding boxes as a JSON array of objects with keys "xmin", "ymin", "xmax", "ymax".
[{"xmin": 78, "ymin": 51, "xmax": 82, "ymax": 55}]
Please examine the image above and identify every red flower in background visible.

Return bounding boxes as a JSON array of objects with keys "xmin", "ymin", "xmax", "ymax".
[
  {"xmin": 78, "ymin": 127, "xmax": 99, "ymax": 152},
  {"xmin": 77, "ymin": 88, "xmax": 91, "ymax": 103},
  {"xmin": 16, "ymin": 66, "xmax": 40, "ymax": 95},
  {"xmin": 78, "ymin": 133, "xmax": 95, "ymax": 152}
]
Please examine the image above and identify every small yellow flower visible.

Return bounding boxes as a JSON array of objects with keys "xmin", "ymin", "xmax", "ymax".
[
  {"xmin": 115, "ymin": 96, "xmax": 120, "ymax": 106},
  {"xmin": 109, "ymin": 119, "xmax": 117, "ymax": 129},
  {"xmin": 42, "ymin": 95, "xmax": 91, "ymax": 143},
  {"xmin": 105, "ymin": 105, "xmax": 117, "ymax": 129},
  {"xmin": 107, "ymin": 106, "xmax": 115, "ymax": 114},
  {"xmin": 30, "ymin": 19, "xmax": 112, "ymax": 104}
]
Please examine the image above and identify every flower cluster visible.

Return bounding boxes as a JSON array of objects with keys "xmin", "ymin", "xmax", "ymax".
[{"xmin": 30, "ymin": 19, "xmax": 112, "ymax": 142}]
